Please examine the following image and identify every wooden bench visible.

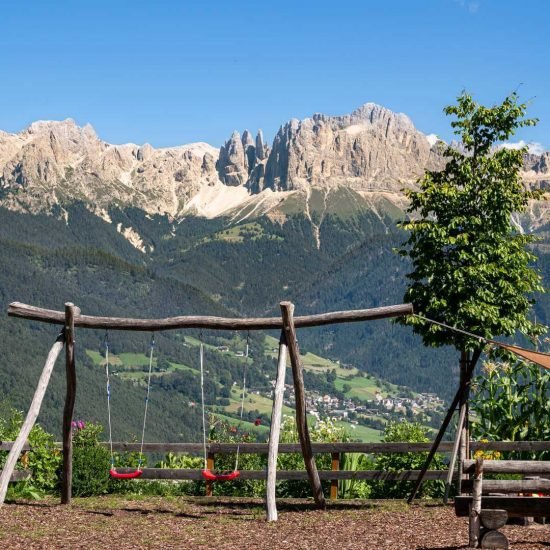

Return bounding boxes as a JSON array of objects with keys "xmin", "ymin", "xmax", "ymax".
[{"xmin": 455, "ymin": 458, "xmax": 549, "ymax": 548}]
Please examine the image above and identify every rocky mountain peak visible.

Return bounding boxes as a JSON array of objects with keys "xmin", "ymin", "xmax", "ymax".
[
  {"xmin": 255, "ymin": 130, "xmax": 267, "ymax": 160},
  {"xmin": 249, "ymin": 103, "xmax": 438, "ymax": 193},
  {"xmin": 0, "ymin": 104, "xmax": 547, "ymax": 226}
]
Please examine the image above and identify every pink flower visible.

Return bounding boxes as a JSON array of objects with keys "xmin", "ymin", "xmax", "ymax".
[
  {"xmin": 71, "ymin": 421, "xmax": 77, "ymax": 428},
  {"xmin": 77, "ymin": 420, "xmax": 85, "ymax": 430}
]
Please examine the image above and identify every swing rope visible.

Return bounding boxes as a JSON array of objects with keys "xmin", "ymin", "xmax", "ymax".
[
  {"xmin": 138, "ymin": 335, "xmax": 155, "ymax": 469},
  {"xmin": 199, "ymin": 339, "xmax": 208, "ymax": 471},
  {"xmin": 104, "ymin": 333, "xmax": 115, "ymax": 467},
  {"xmin": 104, "ymin": 332, "xmax": 156, "ymax": 479},
  {"xmin": 199, "ymin": 332, "xmax": 249, "ymax": 482},
  {"xmin": 233, "ymin": 334, "xmax": 249, "ymax": 473}
]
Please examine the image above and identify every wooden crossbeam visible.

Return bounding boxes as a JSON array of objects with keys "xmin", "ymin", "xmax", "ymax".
[
  {"xmin": 463, "ymin": 459, "xmax": 550, "ymax": 474},
  {"xmin": 8, "ymin": 301, "xmax": 413, "ymax": 332}
]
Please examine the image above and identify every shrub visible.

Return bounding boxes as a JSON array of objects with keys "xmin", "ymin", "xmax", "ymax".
[
  {"xmin": 276, "ymin": 415, "xmax": 353, "ymax": 498},
  {"xmin": 72, "ymin": 421, "xmax": 111, "ymax": 497},
  {"xmin": 370, "ymin": 421, "xmax": 445, "ymax": 499},
  {"xmin": 206, "ymin": 415, "xmax": 266, "ymax": 497},
  {"xmin": 0, "ymin": 408, "xmax": 61, "ymax": 498}
]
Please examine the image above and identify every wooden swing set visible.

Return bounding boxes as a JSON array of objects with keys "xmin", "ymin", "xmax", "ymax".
[
  {"xmin": 1, "ymin": 299, "xmax": 548, "ymax": 528},
  {"xmin": 0, "ymin": 299, "xmax": 412, "ymax": 520}
]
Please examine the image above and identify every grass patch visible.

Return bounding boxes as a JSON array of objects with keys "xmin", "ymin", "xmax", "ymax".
[
  {"xmin": 334, "ymin": 376, "xmax": 383, "ymax": 401},
  {"xmin": 335, "ymin": 420, "xmax": 382, "ymax": 442}
]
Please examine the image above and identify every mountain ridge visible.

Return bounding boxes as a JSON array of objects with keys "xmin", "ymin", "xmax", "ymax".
[{"xmin": 1, "ymin": 103, "xmax": 549, "ymax": 243}]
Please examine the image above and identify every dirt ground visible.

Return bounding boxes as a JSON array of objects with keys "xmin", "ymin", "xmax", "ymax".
[{"xmin": 0, "ymin": 496, "xmax": 548, "ymax": 549}]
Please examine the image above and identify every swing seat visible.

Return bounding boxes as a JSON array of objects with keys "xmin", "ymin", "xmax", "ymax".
[
  {"xmin": 201, "ymin": 469, "xmax": 240, "ymax": 482},
  {"xmin": 109, "ymin": 468, "xmax": 143, "ymax": 479}
]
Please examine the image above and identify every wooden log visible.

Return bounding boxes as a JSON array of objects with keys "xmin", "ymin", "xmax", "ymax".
[
  {"xmin": 107, "ymin": 442, "xmax": 457, "ymax": 453},
  {"xmin": 463, "ymin": 460, "xmax": 550, "ymax": 474},
  {"xmin": 454, "ymin": 496, "xmax": 550, "ymax": 518},
  {"xmin": 280, "ymin": 301, "xmax": 325, "ymax": 510},
  {"xmin": 480, "ymin": 510, "xmax": 508, "ymax": 530},
  {"xmin": 330, "ymin": 452, "xmax": 339, "ymax": 500},
  {"xmin": 459, "ymin": 351, "xmax": 470, "ymax": 492},
  {"xmin": 61, "ymin": 303, "xmax": 78, "ymax": 505},
  {"xmin": 112, "ymin": 468, "xmax": 450, "ymax": 481},
  {"xmin": 444, "ymin": 400, "xmax": 467, "ymax": 504},
  {"xmin": 0, "ymin": 442, "xmax": 31, "ymax": 451},
  {"xmin": 469, "ymin": 457, "xmax": 483, "ymax": 548},
  {"xmin": 8, "ymin": 301, "xmax": 413, "ymax": 332},
  {"xmin": 99, "ymin": 441, "xmax": 549, "ymax": 454},
  {"xmin": 480, "ymin": 530, "xmax": 509, "ymax": 549},
  {"xmin": 470, "ymin": 441, "xmax": 550, "ymax": 452},
  {"xmin": 463, "ymin": 479, "xmax": 550, "ymax": 494},
  {"xmin": 407, "ymin": 348, "xmax": 482, "ymax": 503},
  {"xmin": 0, "ymin": 333, "xmax": 64, "ymax": 506},
  {"xmin": 0, "ymin": 470, "xmax": 32, "ymax": 482},
  {"xmin": 266, "ymin": 330, "xmax": 288, "ymax": 522}
]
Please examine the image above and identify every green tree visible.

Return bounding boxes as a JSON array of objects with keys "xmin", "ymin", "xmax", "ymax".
[{"xmin": 398, "ymin": 91, "xmax": 544, "ymax": 364}]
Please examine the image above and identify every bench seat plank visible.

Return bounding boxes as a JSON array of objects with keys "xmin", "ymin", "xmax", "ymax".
[{"xmin": 455, "ymin": 496, "xmax": 550, "ymax": 518}]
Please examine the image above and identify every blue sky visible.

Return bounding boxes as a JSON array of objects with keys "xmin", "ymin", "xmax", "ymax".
[{"xmin": 1, "ymin": 0, "xmax": 548, "ymax": 150}]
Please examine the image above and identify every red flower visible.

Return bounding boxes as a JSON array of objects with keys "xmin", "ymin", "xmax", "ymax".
[{"xmin": 254, "ymin": 418, "xmax": 261, "ymax": 426}]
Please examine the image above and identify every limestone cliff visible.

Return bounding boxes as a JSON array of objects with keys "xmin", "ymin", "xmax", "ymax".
[
  {"xmin": 0, "ymin": 119, "xmax": 219, "ymax": 217},
  {"xmin": 250, "ymin": 103, "xmax": 441, "ymax": 194},
  {"xmin": 0, "ymin": 105, "xmax": 547, "ymax": 227}
]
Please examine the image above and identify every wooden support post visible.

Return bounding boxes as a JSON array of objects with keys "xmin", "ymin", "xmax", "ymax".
[
  {"xmin": 61, "ymin": 303, "xmax": 78, "ymax": 505},
  {"xmin": 330, "ymin": 452, "xmax": 340, "ymax": 500},
  {"xmin": 407, "ymin": 348, "xmax": 481, "ymax": 504},
  {"xmin": 280, "ymin": 301, "xmax": 326, "ymax": 510},
  {"xmin": 469, "ymin": 457, "xmax": 483, "ymax": 548},
  {"xmin": 443, "ymin": 400, "xmax": 467, "ymax": 504},
  {"xmin": 206, "ymin": 453, "xmax": 215, "ymax": 497},
  {"xmin": 0, "ymin": 333, "xmax": 65, "ymax": 506},
  {"xmin": 266, "ymin": 330, "xmax": 288, "ymax": 522},
  {"xmin": 459, "ymin": 351, "xmax": 471, "ymax": 490}
]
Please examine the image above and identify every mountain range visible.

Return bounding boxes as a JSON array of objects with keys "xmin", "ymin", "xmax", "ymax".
[{"xmin": 3, "ymin": 103, "xmax": 547, "ymax": 224}]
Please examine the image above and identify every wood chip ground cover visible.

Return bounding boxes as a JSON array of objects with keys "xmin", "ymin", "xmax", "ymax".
[{"xmin": 0, "ymin": 496, "xmax": 548, "ymax": 549}]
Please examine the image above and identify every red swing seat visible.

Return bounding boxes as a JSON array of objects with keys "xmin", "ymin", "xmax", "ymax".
[
  {"xmin": 201, "ymin": 469, "xmax": 240, "ymax": 482},
  {"xmin": 109, "ymin": 468, "xmax": 143, "ymax": 479}
]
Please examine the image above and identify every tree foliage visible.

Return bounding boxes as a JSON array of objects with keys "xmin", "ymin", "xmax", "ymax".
[{"xmin": 398, "ymin": 92, "xmax": 544, "ymax": 350}]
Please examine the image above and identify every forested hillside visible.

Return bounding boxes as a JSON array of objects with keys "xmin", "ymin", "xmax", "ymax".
[{"xmin": 0, "ymin": 202, "xmax": 547, "ymax": 440}]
